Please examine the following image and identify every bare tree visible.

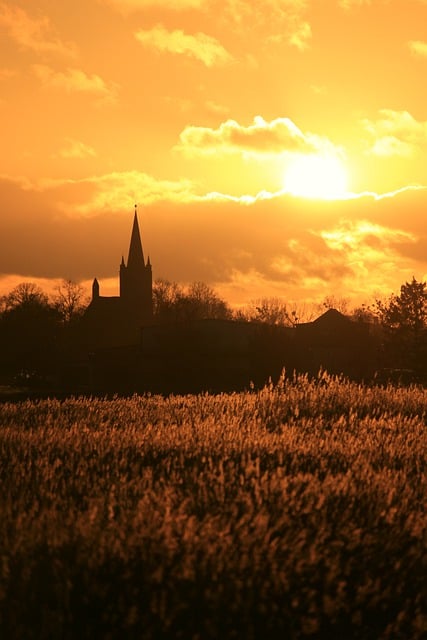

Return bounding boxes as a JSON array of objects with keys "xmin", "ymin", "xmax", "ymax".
[
  {"xmin": 52, "ymin": 279, "xmax": 88, "ymax": 323},
  {"xmin": 153, "ymin": 278, "xmax": 185, "ymax": 321},
  {"xmin": 184, "ymin": 281, "xmax": 231, "ymax": 320},
  {"xmin": 284, "ymin": 301, "xmax": 316, "ymax": 326},
  {"xmin": 351, "ymin": 304, "xmax": 377, "ymax": 323},
  {"xmin": 318, "ymin": 295, "xmax": 350, "ymax": 315},
  {"xmin": 1, "ymin": 282, "xmax": 49, "ymax": 312},
  {"xmin": 236, "ymin": 297, "xmax": 314, "ymax": 327},
  {"xmin": 153, "ymin": 279, "xmax": 231, "ymax": 322}
]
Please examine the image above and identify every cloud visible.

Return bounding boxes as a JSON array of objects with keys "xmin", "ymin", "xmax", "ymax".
[
  {"xmin": 32, "ymin": 65, "xmax": 118, "ymax": 102},
  {"xmin": 288, "ymin": 20, "xmax": 312, "ymax": 51},
  {"xmin": 58, "ymin": 139, "xmax": 97, "ymax": 160},
  {"xmin": 135, "ymin": 25, "xmax": 233, "ymax": 67},
  {"xmin": 46, "ymin": 171, "xmax": 198, "ymax": 216},
  {"xmin": 0, "ymin": 2, "xmax": 76, "ymax": 57},
  {"xmin": 223, "ymin": 0, "xmax": 312, "ymax": 51},
  {"xmin": 338, "ymin": 0, "xmax": 372, "ymax": 8},
  {"xmin": 316, "ymin": 219, "xmax": 417, "ymax": 295},
  {"xmin": 108, "ymin": 0, "xmax": 311, "ymax": 52},
  {"xmin": 0, "ymin": 174, "xmax": 426, "ymax": 307},
  {"xmin": 362, "ymin": 109, "xmax": 427, "ymax": 156},
  {"xmin": 320, "ymin": 219, "xmax": 414, "ymax": 252},
  {"xmin": 368, "ymin": 136, "xmax": 413, "ymax": 158},
  {"xmin": 176, "ymin": 116, "xmax": 340, "ymax": 157},
  {"xmin": 408, "ymin": 40, "xmax": 427, "ymax": 57},
  {"xmin": 205, "ymin": 100, "xmax": 230, "ymax": 115}
]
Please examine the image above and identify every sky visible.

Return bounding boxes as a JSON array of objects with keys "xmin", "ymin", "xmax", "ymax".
[{"xmin": 1, "ymin": 0, "xmax": 427, "ymax": 310}]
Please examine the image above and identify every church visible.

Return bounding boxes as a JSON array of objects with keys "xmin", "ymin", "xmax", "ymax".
[
  {"xmin": 76, "ymin": 206, "xmax": 379, "ymax": 391},
  {"xmin": 83, "ymin": 207, "xmax": 153, "ymax": 348}
]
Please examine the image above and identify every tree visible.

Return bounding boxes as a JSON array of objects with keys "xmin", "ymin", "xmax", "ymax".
[
  {"xmin": 153, "ymin": 278, "xmax": 185, "ymax": 322},
  {"xmin": 318, "ymin": 295, "xmax": 350, "ymax": 315},
  {"xmin": 351, "ymin": 304, "xmax": 377, "ymax": 323},
  {"xmin": 183, "ymin": 281, "xmax": 231, "ymax": 321},
  {"xmin": 0, "ymin": 282, "xmax": 60, "ymax": 382},
  {"xmin": 375, "ymin": 278, "xmax": 427, "ymax": 334},
  {"xmin": 153, "ymin": 279, "xmax": 231, "ymax": 323},
  {"xmin": 52, "ymin": 279, "xmax": 88, "ymax": 323},
  {"xmin": 236, "ymin": 298, "xmax": 313, "ymax": 327},
  {"xmin": 1, "ymin": 282, "xmax": 49, "ymax": 313},
  {"xmin": 373, "ymin": 277, "xmax": 427, "ymax": 375}
]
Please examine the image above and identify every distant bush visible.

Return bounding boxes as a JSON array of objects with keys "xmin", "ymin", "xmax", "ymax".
[{"xmin": 1, "ymin": 372, "xmax": 426, "ymax": 639}]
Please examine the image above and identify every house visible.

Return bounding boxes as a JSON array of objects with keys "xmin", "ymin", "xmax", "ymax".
[{"xmin": 293, "ymin": 308, "xmax": 379, "ymax": 380}]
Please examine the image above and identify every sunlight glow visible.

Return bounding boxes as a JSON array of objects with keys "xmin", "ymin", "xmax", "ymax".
[{"xmin": 283, "ymin": 154, "xmax": 349, "ymax": 200}]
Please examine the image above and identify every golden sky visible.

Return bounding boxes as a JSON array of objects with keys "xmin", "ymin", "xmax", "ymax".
[{"xmin": 1, "ymin": 0, "xmax": 427, "ymax": 308}]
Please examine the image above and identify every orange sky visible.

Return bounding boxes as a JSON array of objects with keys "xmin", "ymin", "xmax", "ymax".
[{"xmin": 1, "ymin": 0, "xmax": 427, "ymax": 309}]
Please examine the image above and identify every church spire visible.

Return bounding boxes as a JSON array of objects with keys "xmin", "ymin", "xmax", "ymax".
[{"xmin": 127, "ymin": 204, "xmax": 145, "ymax": 269}]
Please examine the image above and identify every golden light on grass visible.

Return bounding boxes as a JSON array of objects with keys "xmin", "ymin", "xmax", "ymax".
[{"xmin": 283, "ymin": 154, "xmax": 349, "ymax": 200}]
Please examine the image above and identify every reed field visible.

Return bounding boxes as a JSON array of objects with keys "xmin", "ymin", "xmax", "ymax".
[{"xmin": 0, "ymin": 372, "xmax": 426, "ymax": 639}]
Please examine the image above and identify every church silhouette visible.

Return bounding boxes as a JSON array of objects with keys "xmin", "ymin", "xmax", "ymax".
[
  {"xmin": 83, "ymin": 207, "xmax": 153, "ymax": 348},
  {"xmin": 72, "ymin": 207, "xmax": 379, "ymax": 392}
]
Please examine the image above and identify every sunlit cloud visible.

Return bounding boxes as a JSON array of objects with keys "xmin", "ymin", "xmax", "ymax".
[
  {"xmin": 0, "ymin": 2, "xmax": 76, "ymax": 57},
  {"xmin": 1, "ymin": 170, "xmax": 275, "ymax": 216},
  {"xmin": 176, "ymin": 116, "xmax": 340, "ymax": 158},
  {"xmin": 338, "ymin": 0, "xmax": 372, "ymax": 8},
  {"xmin": 362, "ymin": 109, "xmax": 427, "ymax": 156},
  {"xmin": 315, "ymin": 219, "xmax": 417, "ymax": 297},
  {"xmin": 0, "ymin": 274, "xmax": 66, "ymax": 298},
  {"xmin": 288, "ymin": 19, "xmax": 312, "ymax": 51},
  {"xmin": 223, "ymin": 0, "xmax": 311, "ymax": 51},
  {"xmin": 267, "ymin": 21, "xmax": 312, "ymax": 52},
  {"xmin": 408, "ymin": 40, "xmax": 427, "ymax": 57},
  {"xmin": 49, "ymin": 171, "xmax": 198, "ymax": 215},
  {"xmin": 271, "ymin": 238, "xmax": 354, "ymax": 288},
  {"xmin": 58, "ymin": 139, "xmax": 97, "ymax": 160},
  {"xmin": 1, "ymin": 174, "xmax": 427, "ymax": 307},
  {"xmin": 32, "ymin": 65, "xmax": 119, "ymax": 102},
  {"xmin": 102, "ymin": 0, "xmax": 312, "ymax": 55},
  {"xmin": 135, "ymin": 25, "xmax": 233, "ymax": 67},
  {"xmin": 320, "ymin": 220, "xmax": 415, "ymax": 252},
  {"xmin": 369, "ymin": 136, "xmax": 413, "ymax": 158},
  {"xmin": 218, "ymin": 214, "xmax": 419, "ymax": 307},
  {"xmin": 205, "ymin": 100, "xmax": 230, "ymax": 115}
]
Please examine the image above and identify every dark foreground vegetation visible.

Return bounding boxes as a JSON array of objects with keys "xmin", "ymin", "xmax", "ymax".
[{"xmin": 1, "ymin": 372, "xmax": 426, "ymax": 639}]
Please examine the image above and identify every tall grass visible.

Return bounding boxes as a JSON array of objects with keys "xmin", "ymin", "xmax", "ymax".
[{"xmin": 0, "ymin": 372, "xmax": 426, "ymax": 638}]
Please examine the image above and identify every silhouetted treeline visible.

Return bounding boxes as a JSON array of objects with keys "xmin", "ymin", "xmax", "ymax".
[{"xmin": 2, "ymin": 277, "xmax": 427, "ymax": 390}]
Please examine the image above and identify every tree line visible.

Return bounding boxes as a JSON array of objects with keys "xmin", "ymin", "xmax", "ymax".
[{"xmin": 1, "ymin": 276, "xmax": 427, "ymax": 386}]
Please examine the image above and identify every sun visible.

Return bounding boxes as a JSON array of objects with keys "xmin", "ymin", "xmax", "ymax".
[{"xmin": 283, "ymin": 154, "xmax": 349, "ymax": 200}]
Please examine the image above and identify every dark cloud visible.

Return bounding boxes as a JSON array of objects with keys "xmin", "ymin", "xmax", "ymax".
[{"xmin": 1, "ymin": 176, "xmax": 426, "ymax": 305}]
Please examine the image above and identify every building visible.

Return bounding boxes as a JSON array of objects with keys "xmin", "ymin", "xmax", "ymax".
[
  {"xmin": 67, "ymin": 213, "xmax": 379, "ymax": 392},
  {"xmin": 293, "ymin": 308, "xmax": 379, "ymax": 380},
  {"xmin": 82, "ymin": 207, "xmax": 153, "ymax": 348}
]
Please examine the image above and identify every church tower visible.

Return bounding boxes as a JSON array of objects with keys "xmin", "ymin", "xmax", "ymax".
[{"xmin": 119, "ymin": 206, "xmax": 153, "ymax": 324}]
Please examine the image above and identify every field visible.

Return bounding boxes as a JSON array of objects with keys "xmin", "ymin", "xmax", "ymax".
[{"xmin": 1, "ymin": 372, "xmax": 426, "ymax": 639}]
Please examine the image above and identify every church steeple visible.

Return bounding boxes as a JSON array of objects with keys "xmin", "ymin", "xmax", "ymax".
[
  {"xmin": 127, "ymin": 204, "xmax": 145, "ymax": 270},
  {"xmin": 119, "ymin": 205, "xmax": 153, "ymax": 323},
  {"xmin": 92, "ymin": 277, "xmax": 100, "ymax": 300}
]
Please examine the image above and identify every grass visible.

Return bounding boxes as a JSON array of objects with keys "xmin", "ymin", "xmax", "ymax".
[{"xmin": 0, "ymin": 371, "xmax": 426, "ymax": 638}]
